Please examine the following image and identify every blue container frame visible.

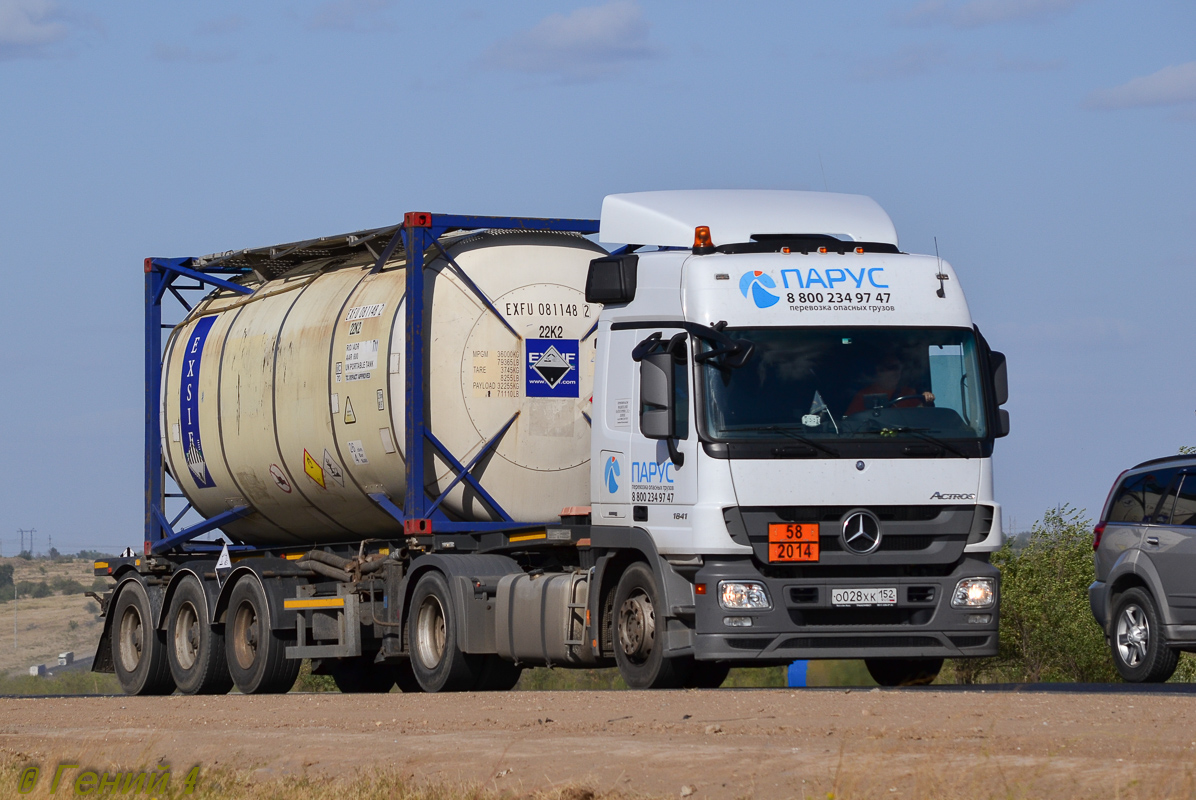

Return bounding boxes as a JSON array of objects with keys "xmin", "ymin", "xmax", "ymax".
[{"xmin": 144, "ymin": 213, "xmax": 600, "ymax": 556}]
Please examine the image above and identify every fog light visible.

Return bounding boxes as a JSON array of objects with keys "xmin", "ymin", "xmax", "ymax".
[
  {"xmin": 723, "ymin": 616, "xmax": 753, "ymax": 627},
  {"xmin": 718, "ymin": 581, "xmax": 771, "ymax": 610},
  {"xmin": 967, "ymin": 614, "xmax": 992, "ymax": 624},
  {"xmin": 952, "ymin": 578, "xmax": 995, "ymax": 608}
]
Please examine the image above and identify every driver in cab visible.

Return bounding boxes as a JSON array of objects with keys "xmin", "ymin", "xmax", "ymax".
[{"xmin": 846, "ymin": 356, "xmax": 935, "ymax": 415}]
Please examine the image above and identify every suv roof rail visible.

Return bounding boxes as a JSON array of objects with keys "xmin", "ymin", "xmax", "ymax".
[{"xmin": 1131, "ymin": 454, "xmax": 1196, "ymax": 470}]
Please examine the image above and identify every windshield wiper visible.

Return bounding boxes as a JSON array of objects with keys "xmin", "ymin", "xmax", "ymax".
[
  {"xmin": 757, "ymin": 426, "xmax": 839, "ymax": 457},
  {"xmin": 887, "ymin": 427, "xmax": 970, "ymax": 459}
]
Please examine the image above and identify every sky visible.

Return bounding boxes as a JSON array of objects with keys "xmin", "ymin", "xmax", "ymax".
[{"xmin": 0, "ymin": 0, "xmax": 1193, "ymax": 554}]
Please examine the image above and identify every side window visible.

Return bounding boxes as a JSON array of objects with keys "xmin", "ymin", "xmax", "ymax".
[
  {"xmin": 1107, "ymin": 473, "xmax": 1148, "ymax": 523},
  {"xmin": 1170, "ymin": 475, "xmax": 1196, "ymax": 527},
  {"xmin": 1141, "ymin": 468, "xmax": 1178, "ymax": 524},
  {"xmin": 674, "ymin": 343, "xmax": 689, "ymax": 440}
]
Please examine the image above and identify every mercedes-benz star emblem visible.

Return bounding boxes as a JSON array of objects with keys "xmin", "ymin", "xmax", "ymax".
[{"xmin": 841, "ymin": 510, "xmax": 882, "ymax": 555}]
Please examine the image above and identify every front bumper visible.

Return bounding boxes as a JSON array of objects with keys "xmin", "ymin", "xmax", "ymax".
[{"xmin": 691, "ymin": 555, "xmax": 1000, "ymax": 661}]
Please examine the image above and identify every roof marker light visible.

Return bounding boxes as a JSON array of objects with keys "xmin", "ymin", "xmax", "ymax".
[
  {"xmin": 818, "ymin": 246, "xmax": 828, "ymax": 254},
  {"xmin": 781, "ymin": 247, "xmax": 791, "ymax": 254},
  {"xmin": 692, "ymin": 226, "xmax": 715, "ymax": 254},
  {"xmin": 855, "ymin": 246, "xmax": 864, "ymax": 254}
]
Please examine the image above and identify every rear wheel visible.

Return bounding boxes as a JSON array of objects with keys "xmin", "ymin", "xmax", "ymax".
[
  {"xmin": 407, "ymin": 571, "xmax": 482, "ymax": 692},
  {"xmin": 112, "ymin": 582, "xmax": 175, "ymax": 696},
  {"xmin": 1111, "ymin": 587, "xmax": 1178, "ymax": 683},
  {"xmin": 613, "ymin": 563, "xmax": 691, "ymax": 689},
  {"xmin": 865, "ymin": 658, "xmax": 943, "ymax": 687},
  {"xmin": 166, "ymin": 575, "xmax": 232, "ymax": 695},
  {"xmin": 225, "ymin": 578, "xmax": 300, "ymax": 694}
]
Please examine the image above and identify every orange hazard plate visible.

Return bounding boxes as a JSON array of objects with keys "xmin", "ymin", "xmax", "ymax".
[{"xmin": 768, "ymin": 523, "xmax": 820, "ymax": 562}]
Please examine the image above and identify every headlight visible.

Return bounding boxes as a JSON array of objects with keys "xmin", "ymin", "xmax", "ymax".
[
  {"xmin": 718, "ymin": 581, "xmax": 771, "ymax": 610},
  {"xmin": 951, "ymin": 578, "xmax": 995, "ymax": 608}
]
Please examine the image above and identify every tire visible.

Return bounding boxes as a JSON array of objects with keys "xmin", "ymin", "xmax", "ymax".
[
  {"xmin": 327, "ymin": 656, "xmax": 396, "ymax": 693},
  {"xmin": 166, "ymin": 575, "xmax": 232, "ymax": 695},
  {"xmin": 224, "ymin": 578, "xmax": 301, "ymax": 694},
  {"xmin": 1111, "ymin": 587, "xmax": 1179, "ymax": 683},
  {"xmin": 685, "ymin": 661, "xmax": 731, "ymax": 689},
  {"xmin": 112, "ymin": 582, "xmax": 175, "ymax": 696},
  {"xmin": 472, "ymin": 655, "xmax": 523, "ymax": 692},
  {"xmin": 407, "ymin": 571, "xmax": 482, "ymax": 692},
  {"xmin": 865, "ymin": 658, "xmax": 943, "ymax": 687},
  {"xmin": 612, "ymin": 562, "xmax": 691, "ymax": 689}
]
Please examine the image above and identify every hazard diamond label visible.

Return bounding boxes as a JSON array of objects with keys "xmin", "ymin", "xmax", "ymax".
[
  {"xmin": 526, "ymin": 339, "xmax": 579, "ymax": 398},
  {"xmin": 303, "ymin": 449, "xmax": 325, "ymax": 488}
]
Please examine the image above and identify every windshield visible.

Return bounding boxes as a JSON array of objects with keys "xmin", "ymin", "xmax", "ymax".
[{"xmin": 700, "ymin": 327, "xmax": 988, "ymax": 441}]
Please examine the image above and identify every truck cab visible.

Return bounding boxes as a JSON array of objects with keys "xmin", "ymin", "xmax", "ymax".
[{"xmin": 587, "ymin": 190, "xmax": 1009, "ymax": 687}]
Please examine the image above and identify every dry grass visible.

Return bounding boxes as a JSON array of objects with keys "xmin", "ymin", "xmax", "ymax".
[
  {"xmin": 0, "ymin": 557, "xmax": 110, "ymax": 677},
  {"xmin": 4, "ymin": 742, "xmax": 1196, "ymax": 800}
]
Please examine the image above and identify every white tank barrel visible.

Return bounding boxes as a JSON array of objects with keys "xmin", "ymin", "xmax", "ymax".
[{"xmin": 162, "ymin": 231, "xmax": 604, "ymax": 546}]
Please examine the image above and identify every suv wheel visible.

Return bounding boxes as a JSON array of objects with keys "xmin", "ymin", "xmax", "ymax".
[{"xmin": 1111, "ymin": 587, "xmax": 1178, "ymax": 683}]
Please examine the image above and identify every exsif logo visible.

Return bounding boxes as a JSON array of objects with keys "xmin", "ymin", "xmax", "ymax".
[
  {"xmin": 929, "ymin": 492, "xmax": 976, "ymax": 500},
  {"xmin": 604, "ymin": 455, "xmax": 621, "ymax": 494},
  {"xmin": 738, "ymin": 270, "xmax": 780, "ymax": 308}
]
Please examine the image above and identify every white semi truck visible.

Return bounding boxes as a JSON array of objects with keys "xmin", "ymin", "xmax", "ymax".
[{"xmin": 95, "ymin": 191, "xmax": 1008, "ymax": 694}]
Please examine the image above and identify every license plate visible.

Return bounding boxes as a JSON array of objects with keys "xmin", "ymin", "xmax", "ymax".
[
  {"xmin": 768, "ymin": 523, "xmax": 820, "ymax": 563},
  {"xmin": 831, "ymin": 587, "xmax": 897, "ymax": 606}
]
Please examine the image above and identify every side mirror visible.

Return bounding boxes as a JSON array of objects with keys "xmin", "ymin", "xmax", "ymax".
[
  {"xmin": 586, "ymin": 255, "xmax": 638, "ymax": 304},
  {"xmin": 996, "ymin": 408, "xmax": 1010, "ymax": 438},
  {"xmin": 639, "ymin": 352, "xmax": 675, "ymax": 440},
  {"xmin": 990, "ymin": 351, "xmax": 1008, "ymax": 406}
]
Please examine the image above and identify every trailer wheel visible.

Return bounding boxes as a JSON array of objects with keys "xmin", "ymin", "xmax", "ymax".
[
  {"xmin": 167, "ymin": 575, "xmax": 232, "ymax": 695},
  {"xmin": 225, "ymin": 578, "xmax": 300, "ymax": 694},
  {"xmin": 111, "ymin": 582, "xmax": 175, "ymax": 696},
  {"xmin": 472, "ymin": 655, "xmax": 523, "ymax": 692},
  {"xmin": 327, "ymin": 656, "xmax": 397, "ymax": 693},
  {"xmin": 864, "ymin": 658, "xmax": 943, "ymax": 687},
  {"xmin": 408, "ymin": 571, "xmax": 482, "ymax": 692},
  {"xmin": 612, "ymin": 563, "xmax": 690, "ymax": 689}
]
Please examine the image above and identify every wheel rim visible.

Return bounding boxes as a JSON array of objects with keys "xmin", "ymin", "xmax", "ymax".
[
  {"xmin": 415, "ymin": 594, "xmax": 447, "ymax": 670},
  {"xmin": 232, "ymin": 600, "xmax": 259, "ymax": 671},
  {"xmin": 173, "ymin": 601, "xmax": 200, "ymax": 671},
  {"xmin": 118, "ymin": 604, "xmax": 144, "ymax": 673},
  {"xmin": 1116, "ymin": 603, "xmax": 1149, "ymax": 668},
  {"xmin": 618, "ymin": 589, "xmax": 655, "ymax": 665}
]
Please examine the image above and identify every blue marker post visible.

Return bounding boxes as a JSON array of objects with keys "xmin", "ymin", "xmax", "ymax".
[{"xmin": 787, "ymin": 660, "xmax": 809, "ymax": 687}]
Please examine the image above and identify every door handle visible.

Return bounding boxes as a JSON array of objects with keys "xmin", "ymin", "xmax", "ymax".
[{"xmin": 1146, "ymin": 536, "xmax": 1160, "ymax": 546}]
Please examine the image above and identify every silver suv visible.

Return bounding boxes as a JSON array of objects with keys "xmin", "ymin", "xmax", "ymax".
[{"xmin": 1090, "ymin": 456, "xmax": 1196, "ymax": 682}]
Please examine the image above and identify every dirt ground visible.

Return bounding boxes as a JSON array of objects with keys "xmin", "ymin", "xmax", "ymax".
[{"xmin": 2, "ymin": 688, "xmax": 1195, "ymax": 799}]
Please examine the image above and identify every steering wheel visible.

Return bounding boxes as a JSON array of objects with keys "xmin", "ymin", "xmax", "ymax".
[{"xmin": 885, "ymin": 394, "xmax": 927, "ymax": 408}]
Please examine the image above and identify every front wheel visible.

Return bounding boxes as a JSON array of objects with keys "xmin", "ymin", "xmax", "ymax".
[
  {"xmin": 111, "ymin": 582, "xmax": 175, "ymax": 696},
  {"xmin": 865, "ymin": 658, "xmax": 943, "ymax": 687},
  {"xmin": 684, "ymin": 661, "xmax": 731, "ymax": 689},
  {"xmin": 1111, "ymin": 587, "xmax": 1178, "ymax": 683},
  {"xmin": 612, "ymin": 563, "xmax": 691, "ymax": 689}
]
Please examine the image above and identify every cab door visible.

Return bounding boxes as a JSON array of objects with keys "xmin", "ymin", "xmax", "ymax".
[{"xmin": 1146, "ymin": 471, "xmax": 1196, "ymax": 624}]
